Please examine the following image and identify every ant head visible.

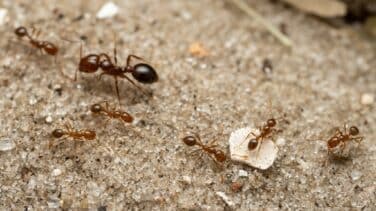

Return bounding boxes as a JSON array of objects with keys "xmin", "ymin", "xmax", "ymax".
[
  {"xmin": 90, "ymin": 104, "xmax": 103, "ymax": 113},
  {"xmin": 132, "ymin": 63, "xmax": 158, "ymax": 84},
  {"xmin": 79, "ymin": 54, "xmax": 100, "ymax": 73},
  {"xmin": 15, "ymin": 27, "xmax": 28, "ymax": 37},
  {"xmin": 349, "ymin": 126, "xmax": 359, "ymax": 136},
  {"xmin": 182, "ymin": 135, "xmax": 197, "ymax": 146},
  {"xmin": 267, "ymin": 118, "xmax": 276, "ymax": 127},
  {"xmin": 248, "ymin": 139, "xmax": 258, "ymax": 150},
  {"xmin": 52, "ymin": 129, "xmax": 64, "ymax": 138},
  {"xmin": 214, "ymin": 150, "xmax": 226, "ymax": 162}
]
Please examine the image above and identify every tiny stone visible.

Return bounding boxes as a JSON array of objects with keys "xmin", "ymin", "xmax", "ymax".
[
  {"xmin": 0, "ymin": 8, "xmax": 8, "ymax": 26},
  {"xmin": 238, "ymin": 170, "xmax": 248, "ymax": 177},
  {"xmin": 351, "ymin": 170, "xmax": 362, "ymax": 181},
  {"xmin": 181, "ymin": 175, "xmax": 192, "ymax": 185},
  {"xmin": 45, "ymin": 116, "xmax": 53, "ymax": 123},
  {"xmin": 361, "ymin": 93, "xmax": 374, "ymax": 105},
  {"xmin": 29, "ymin": 97, "xmax": 37, "ymax": 105},
  {"xmin": 96, "ymin": 2, "xmax": 119, "ymax": 19},
  {"xmin": 216, "ymin": 191, "xmax": 235, "ymax": 207},
  {"xmin": 276, "ymin": 137, "xmax": 286, "ymax": 146},
  {"xmin": 0, "ymin": 139, "xmax": 15, "ymax": 151},
  {"xmin": 51, "ymin": 168, "xmax": 62, "ymax": 176}
]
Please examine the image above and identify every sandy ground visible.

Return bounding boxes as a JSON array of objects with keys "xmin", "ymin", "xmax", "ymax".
[{"xmin": 0, "ymin": 0, "xmax": 375, "ymax": 210}]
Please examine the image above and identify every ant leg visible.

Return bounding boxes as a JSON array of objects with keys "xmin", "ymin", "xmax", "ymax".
[
  {"xmin": 126, "ymin": 54, "xmax": 145, "ymax": 66},
  {"xmin": 119, "ymin": 74, "xmax": 149, "ymax": 96},
  {"xmin": 353, "ymin": 137, "xmax": 364, "ymax": 144},
  {"xmin": 113, "ymin": 33, "xmax": 117, "ymax": 65},
  {"xmin": 114, "ymin": 76, "xmax": 122, "ymax": 105},
  {"xmin": 343, "ymin": 123, "xmax": 347, "ymax": 134},
  {"xmin": 75, "ymin": 42, "xmax": 83, "ymax": 81}
]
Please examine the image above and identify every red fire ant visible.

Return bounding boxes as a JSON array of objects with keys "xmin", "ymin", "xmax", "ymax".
[
  {"xmin": 182, "ymin": 134, "xmax": 226, "ymax": 165},
  {"xmin": 51, "ymin": 123, "xmax": 96, "ymax": 141},
  {"xmin": 90, "ymin": 101, "xmax": 133, "ymax": 124},
  {"xmin": 76, "ymin": 40, "xmax": 158, "ymax": 104},
  {"xmin": 326, "ymin": 124, "xmax": 364, "ymax": 156},
  {"xmin": 14, "ymin": 26, "xmax": 59, "ymax": 59}
]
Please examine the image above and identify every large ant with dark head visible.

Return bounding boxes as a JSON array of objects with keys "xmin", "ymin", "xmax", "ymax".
[
  {"xmin": 90, "ymin": 101, "xmax": 133, "ymax": 124},
  {"xmin": 76, "ymin": 40, "xmax": 158, "ymax": 104},
  {"xmin": 182, "ymin": 134, "xmax": 226, "ymax": 165},
  {"xmin": 14, "ymin": 26, "xmax": 59, "ymax": 59},
  {"xmin": 326, "ymin": 124, "xmax": 364, "ymax": 156}
]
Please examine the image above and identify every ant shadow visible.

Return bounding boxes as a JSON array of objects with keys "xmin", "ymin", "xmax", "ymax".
[{"xmin": 78, "ymin": 75, "xmax": 151, "ymax": 106}]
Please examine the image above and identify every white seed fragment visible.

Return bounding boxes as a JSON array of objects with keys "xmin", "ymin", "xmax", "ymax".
[
  {"xmin": 0, "ymin": 8, "xmax": 8, "ymax": 26},
  {"xmin": 51, "ymin": 168, "xmax": 62, "ymax": 176},
  {"xmin": 238, "ymin": 169, "xmax": 248, "ymax": 177},
  {"xmin": 276, "ymin": 137, "xmax": 286, "ymax": 146},
  {"xmin": 216, "ymin": 191, "xmax": 235, "ymax": 207},
  {"xmin": 0, "ymin": 139, "xmax": 15, "ymax": 151},
  {"xmin": 96, "ymin": 2, "xmax": 119, "ymax": 19},
  {"xmin": 229, "ymin": 127, "xmax": 278, "ymax": 170},
  {"xmin": 45, "ymin": 116, "xmax": 53, "ymax": 123},
  {"xmin": 361, "ymin": 93, "xmax": 374, "ymax": 105}
]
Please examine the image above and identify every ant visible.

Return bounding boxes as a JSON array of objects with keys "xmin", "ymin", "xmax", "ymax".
[
  {"xmin": 90, "ymin": 101, "xmax": 133, "ymax": 124},
  {"xmin": 51, "ymin": 123, "xmax": 96, "ymax": 141},
  {"xmin": 326, "ymin": 124, "xmax": 364, "ymax": 156},
  {"xmin": 14, "ymin": 26, "xmax": 59, "ymax": 59},
  {"xmin": 242, "ymin": 102, "xmax": 286, "ymax": 156},
  {"xmin": 182, "ymin": 134, "xmax": 226, "ymax": 165},
  {"xmin": 76, "ymin": 39, "xmax": 158, "ymax": 104}
]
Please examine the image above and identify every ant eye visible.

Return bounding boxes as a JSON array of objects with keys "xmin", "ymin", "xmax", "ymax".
[
  {"xmin": 132, "ymin": 63, "xmax": 158, "ymax": 83},
  {"xmin": 52, "ymin": 129, "xmax": 64, "ymax": 138},
  {"xmin": 183, "ymin": 136, "xmax": 196, "ymax": 146},
  {"xmin": 349, "ymin": 126, "xmax": 359, "ymax": 135},
  {"xmin": 15, "ymin": 27, "xmax": 27, "ymax": 37}
]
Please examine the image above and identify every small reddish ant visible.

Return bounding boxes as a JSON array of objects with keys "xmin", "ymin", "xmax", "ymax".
[
  {"xmin": 326, "ymin": 124, "xmax": 364, "ymax": 156},
  {"xmin": 182, "ymin": 134, "xmax": 226, "ymax": 165},
  {"xmin": 90, "ymin": 101, "xmax": 133, "ymax": 124},
  {"xmin": 76, "ymin": 40, "xmax": 158, "ymax": 104},
  {"xmin": 52, "ymin": 123, "xmax": 96, "ymax": 141},
  {"xmin": 14, "ymin": 26, "xmax": 59, "ymax": 59}
]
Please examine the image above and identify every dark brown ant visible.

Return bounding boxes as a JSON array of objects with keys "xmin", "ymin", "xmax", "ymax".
[
  {"xmin": 90, "ymin": 101, "xmax": 133, "ymax": 124},
  {"xmin": 327, "ymin": 124, "xmax": 364, "ymax": 155},
  {"xmin": 14, "ymin": 26, "xmax": 59, "ymax": 58},
  {"xmin": 182, "ymin": 134, "xmax": 226, "ymax": 165},
  {"xmin": 52, "ymin": 123, "xmax": 96, "ymax": 141},
  {"xmin": 76, "ymin": 40, "xmax": 158, "ymax": 104}
]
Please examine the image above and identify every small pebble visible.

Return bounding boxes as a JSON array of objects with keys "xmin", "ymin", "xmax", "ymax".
[
  {"xmin": 0, "ymin": 139, "xmax": 15, "ymax": 151},
  {"xmin": 229, "ymin": 127, "xmax": 278, "ymax": 170},
  {"xmin": 96, "ymin": 2, "xmax": 119, "ymax": 19},
  {"xmin": 181, "ymin": 175, "xmax": 192, "ymax": 185},
  {"xmin": 238, "ymin": 170, "xmax": 248, "ymax": 177},
  {"xmin": 361, "ymin": 93, "xmax": 374, "ymax": 105},
  {"xmin": 45, "ymin": 116, "xmax": 53, "ymax": 123},
  {"xmin": 276, "ymin": 137, "xmax": 286, "ymax": 146},
  {"xmin": 51, "ymin": 168, "xmax": 62, "ymax": 176},
  {"xmin": 351, "ymin": 170, "xmax": 362, "ymax": 181},
  {"xmin": 216, "ymin": 191, "xmax": 235, "ymax": 207},
  {"xmin": 0, "ymin": 8, "xmax": 8, "ymax": 26}
]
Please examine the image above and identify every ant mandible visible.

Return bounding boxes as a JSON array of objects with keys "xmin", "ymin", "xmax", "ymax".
[
  {"xmin": 52, "ymin": 122, "xmax": 96, "ymax": 141},
  {"xmin": 182, "ymin": 134, "xmax": 226, "ymax": 165},
  {"xmin": 90, "ymin": 101, "xmax": 133, "ymax": 124},
  {"xmin": 76, "ymin": 39, "xmax": 158, "ymax": 104},
  {"xmin": 327, "ymin": 124, "xmax": 364, "ymax": 155},
  {"xmin": 14, "ymin": 26, "xmax": 59, "ymax": 59}
]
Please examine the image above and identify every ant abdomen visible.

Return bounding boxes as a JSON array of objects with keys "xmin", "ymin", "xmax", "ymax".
[{"xmin": 132, "ymin": 63, "xmax": 158, "ymax": 83}]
